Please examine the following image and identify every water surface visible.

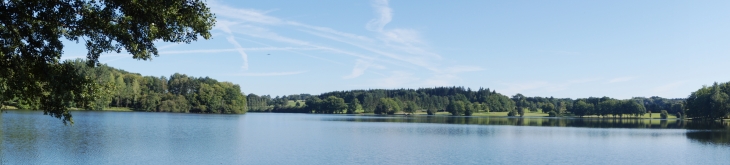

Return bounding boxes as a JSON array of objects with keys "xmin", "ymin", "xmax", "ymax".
[{"xmin": 2, "ymin": 111, "xmax": 729, "ymax": 164}]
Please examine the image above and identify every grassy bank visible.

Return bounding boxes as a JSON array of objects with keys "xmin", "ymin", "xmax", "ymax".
[
  {"xmin": 570, "ymin": 113, "xmax": 679, "ymax": 119},
  {"xmin": 286, "ymin": 100, "xmax": 306, "ymax": 107},
  {"xmin": 366, "ymin": 111, "xmax": 686, "ymax": 119},
  {"xmin": 68, "ymin": 107, "xmax": 133, "ymax": 112},
  {"xmin": 1, "ymin": 105, "xmax": 18, "ymax": 110},
  {"xmin": 385, "ymin": 111, "xmax": 550, "ymax": 117},
  {"xmin": 102, "ymin": 107, "xmax": 134, "ymax": 111}
]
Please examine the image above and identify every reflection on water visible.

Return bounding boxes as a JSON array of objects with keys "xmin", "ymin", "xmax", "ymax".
[
  {"xmin": 324, "ymin": 115, "xmax": 730, "ymax": 145},
  {"xmin": 686, "ymin": 130, "xmax": 730, "ymax": 145},
  {"xmin": 2, "ymin": 111, "xmax": 730, "ymax": 164},
  {"xmin": 326, "ymin": 115, "xmax": 729, "ymax": 129}
]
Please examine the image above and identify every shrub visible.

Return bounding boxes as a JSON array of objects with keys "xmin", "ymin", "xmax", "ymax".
[
  {"xmin": 660, "ymin": 110, "xmax": 668, "ymax": 119},
  {"xmin": 387, "ymin": 110, "xmax": 396, "ymax": 115},
  {"xmin": 518, "ymin": 108, "xmax": 525, "ymax": 117},
  {"xmin": 427, "ymin": 109, "xmax": 436, "ymax": 115},
  {"xmin": 464, "ymin": 109, "xmax": 473, "ymax": 116},
  {"xmin": 548, "ymin": 111, "xmax": 558, "ymax": 117},
  {"xmin": 507, "ymin": 110, "xmax": 516, "ymax": 116}
]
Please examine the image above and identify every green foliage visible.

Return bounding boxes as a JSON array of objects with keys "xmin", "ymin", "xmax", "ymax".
[
  {"xmin": 57, "ymin": 60, "xmax": 247, "ymax": 114},
  {"xmin": 0, "ymin": 0, "xmax": 215, "ymax": 123},
  {"xmin": 660, "ymin": 110, "xmax": 668, "ymax": 119},
  {"xmin": 239, "ymin": 86, "xmax": 681, "ymax": 119},
  {"xmin": 302, "ymin": 96, "xmax": 346, "ymax": 114},
  {"xmin": 565, "ymin": 97, "xmax": 646, "ymax": 118},
  {"xmin": 324, "ymin": 96, "xmax": 347, "ymax": 114},
  {"xmin": 687, "ymin": 82, "xmax": 730, "ymax": 120},
  {"xmin": 507, "ymin": 110, "xmax": 516, "ymax": 116},
  {"xmin": 305, "ymin": 97, "xmax": 323, "ymax": 113},
  {"xmin": 447, "ymin": 101, "xmax": 466, "ymax": 116},
  {"xmin": 347, "ymin": 98, "xmax": 362, "ymax": 114},
  {"xmin": 464, "ymin": 108, "xmax": 474, "ymax": 116},
  {"xmin": 464, "ymin": 102, "xmax": 474, "ymax": 116},
  {"xmin": 512, "ymin": 94, "xmax": 527, "ymax": 117},
  {"xmin": 318, "ymin": 87, "xmax": 514, "ymax": 113},
  {"xmin": 158, "ymin": 95, "xmax": 191, "ymax": 113},
  {"xmin": 572, "ymin": 100, "xmax": 593, "ymax": 117},
  {"xmin": 308, "ymin": 96, "xmax": 347, "ymax": 114},
  {"xmin": 374, "ymin": 104, "xmax": 387, "ymax": 115},
  {"xmin": 541, "ymin": 103, "xmax": 555, "ymax": 114},
  {"xmin": 403, "ymin": 101, "xmax": 418, "ymax": 114},
  {"xmin": 427, "ymin": 109, "xmax": 436, "ymax": 115},
  {"xmin": 670, "ymin": 103, "xmax": 685, "ymax": 118},
  {"xmin": 378, "ymin": 98, "xmax": 401, "ymax": 115},
  {"xmin": 548, "ymin": 111, "xmax": 558, "ymax": 117},
  {"xmin": 487, "ymin": 94, "xmax": 515, "ymax": 112},
  {"xmin": 634, "ymin": 96, "xmax": 686, "ymax": 115},
  {"xmin": 517, "ymin": 107, "xmax": 525, "ymax": 117}
]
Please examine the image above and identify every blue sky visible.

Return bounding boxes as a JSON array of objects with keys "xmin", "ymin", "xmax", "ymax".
[{"xmin": 62, "ymin": 0, "xmax": 730, "ymax": 99}]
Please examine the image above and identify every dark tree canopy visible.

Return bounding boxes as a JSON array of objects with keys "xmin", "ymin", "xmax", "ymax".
[
  {"xmin": 0, "ymin": 0, "xmax": 215, "ymax": 123},
  {"xmin": 686, "ymin": 82, "xmax": 730, "ymax": 120}
]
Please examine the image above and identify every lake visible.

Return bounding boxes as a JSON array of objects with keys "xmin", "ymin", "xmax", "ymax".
[{"xmin": 2, "ymin": 111, "xmax": 730, "ymax": 164}]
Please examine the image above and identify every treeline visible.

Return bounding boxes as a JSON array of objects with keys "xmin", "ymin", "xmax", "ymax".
[
  {"xmin": 249, "ymin": 87, "xmax": 515, "ymax": 115},
  {"xmin": 567, "ymin": 98, "xmax": 646, "ymax": 117},
  {"xmin": 4, "ymin": 59, "xmax": 247, "ymax": 114},
  {"xmin": 314, "ymin": 87, "xmax": 515, "ymax": 114},
  {"xmin": 247, "ymin": 94, "xmax": 312, "ymax": 112},
  {"xmin": 246, "ymin": 86, "xmax": 692, "ymax": 119},
  {"xmin": 511, "ymin": 94, "xmax": 682, "ymax": 118},
  {"xmin": 686, "ymin": 82, "xmax": 730, "ymax": 120},
  {"xmin": 10, "ymin": 58, "xmax": 723, "ymax": 120}
]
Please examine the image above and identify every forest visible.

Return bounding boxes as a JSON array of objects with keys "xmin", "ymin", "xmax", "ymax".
[
  {"xmin": 686, "ymin": 82, "xmax": 730, "ymax": 120},
  {"xmin": 245, "ymin": 86, "xmax": 694, "ymax": 119},
  {"xmin": 3, "ymin": 59, "xmax": 247, "ymax": 114},
  {"xmin": 2, "ymin": 59, "xmax": 727, "ymax": 120}
]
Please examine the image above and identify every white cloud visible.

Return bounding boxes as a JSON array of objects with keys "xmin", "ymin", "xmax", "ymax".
[
  {"xmin": 365, "ymin": 0, "xmax": 392, "ymax": 32},
  {"xmin": 209, "ymin": 2, "xmax": 282, "ymax": 25},
  {"xmin": 288, "ymin": 21, "xmax": 374, "ymax": 43},
  {"xmin": 379, "ymin": 29, "xmax": 441, "ymax": 60},
  {"xmin": 300, "ymin": 29, "xmax": 421, "ymax": 68},
  {"xmin": 343, "ymin": 59, "xmax": 372, "ymax": 79},
  {"xmin": 214, "ymin": 20, "xmax": 237, "ymax": 34},
  {"xmin": 226, "ymin": 36, "xmax": 250, "ymax": 70},
  {"xmin": 212, "ymin": 0, "xmax": 439, "ymax": 70},
  {"xmin": 381, "ymin": 29, "xmax": 422, "ymax": 44},
  {"xmin": 200, "ymin": 0, "xmax": 483, "ymax": 89}
]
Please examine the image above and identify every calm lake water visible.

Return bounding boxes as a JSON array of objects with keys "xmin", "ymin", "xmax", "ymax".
[{"xmin": 2, "ymin": 111, "xmax": 730, "ymax": 164}]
